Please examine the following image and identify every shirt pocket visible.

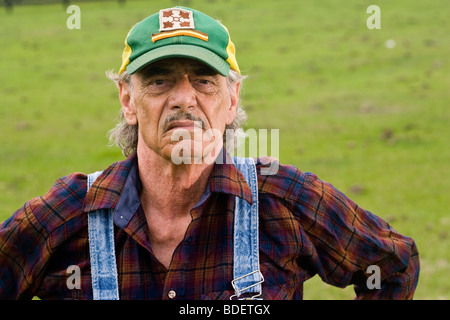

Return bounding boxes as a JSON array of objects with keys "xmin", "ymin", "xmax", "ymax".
[
  {"xmin": 201, "ymin": 285, "xmax": 292, "ymax": 300},
  {"xmin": 201, "ymin": 290, "xmax": 235, "ymax": 300},
  {"xmin": 37, "ymin": 274, "xmax": 87, "ymax": 300}
]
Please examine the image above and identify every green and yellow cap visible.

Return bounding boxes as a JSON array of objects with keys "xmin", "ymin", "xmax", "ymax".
[{"xmin": 118, "ymin": 7, "xmax": 240, "ymax": 76}]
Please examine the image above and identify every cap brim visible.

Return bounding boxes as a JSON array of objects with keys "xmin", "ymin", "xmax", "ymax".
[{"xmin": 126, "ymin": 44, "xmax": 230, "ymax": 76}]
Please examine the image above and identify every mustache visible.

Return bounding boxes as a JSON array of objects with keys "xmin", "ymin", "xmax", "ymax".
[{"xmin": 162, "ymin": 112, "xmax": 207, "ymax": 132}]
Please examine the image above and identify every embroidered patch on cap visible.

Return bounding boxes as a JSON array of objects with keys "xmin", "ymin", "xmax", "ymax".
[
  {"xmin": 152, "ymin": 8, "xmax": 208, "ymax": 43},
  {"xmin": 159, "ymin": 8, "xmax": 195, "ymax": 31}
]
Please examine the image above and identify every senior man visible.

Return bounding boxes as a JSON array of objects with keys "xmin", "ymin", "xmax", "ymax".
[{"xmin": 0, "ymin": 7, "xmax": 419, "ymax": 300}]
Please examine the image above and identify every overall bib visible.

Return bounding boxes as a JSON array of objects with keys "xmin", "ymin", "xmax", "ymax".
[{"xmin": 87, "ymin": 157, "xmax": 264, "ymax": 300}]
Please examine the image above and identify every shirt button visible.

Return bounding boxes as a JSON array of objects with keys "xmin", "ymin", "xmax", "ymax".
[{"xmin": 168, "ymin": 290, "xmax": 176, "ymax": 299}]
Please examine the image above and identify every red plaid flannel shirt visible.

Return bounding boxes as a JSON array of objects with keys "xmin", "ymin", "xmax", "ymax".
[{"xmin": 0, "ymin": 152, "xmax": 419, "ymax": 299}]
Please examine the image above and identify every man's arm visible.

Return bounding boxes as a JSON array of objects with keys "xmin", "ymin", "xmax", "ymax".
[
  {"xmin": 0, "ymin": 173, "xmax": 88, "ymax": 299},
  {"xmin": 0, "ymin": 200, "xmax": 50, "ymax": 299},
  {"xmin": 295, "ymin": 172, "xmax": 420, "ymax": 299}
]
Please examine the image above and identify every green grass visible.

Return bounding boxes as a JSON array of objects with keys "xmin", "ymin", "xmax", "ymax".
[{"xmin": 1, "ymin": 0, "xmax": 449, "ymax": 299}]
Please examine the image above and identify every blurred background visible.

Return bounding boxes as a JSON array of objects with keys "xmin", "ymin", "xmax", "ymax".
[{"xmin": 1, "ymin": 0, "xmax": 449, "ymax": 299}]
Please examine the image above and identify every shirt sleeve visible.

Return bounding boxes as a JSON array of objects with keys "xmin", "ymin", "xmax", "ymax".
[
  {"xmin": 0, "ymin": 173, "xmax": 87, "ymax": 299},
  {"xmin": 295, "ymin": 172, "xmax": 420, "ymax": 299},
  {"xmin": 0, "ymin": 199, "xmax": 51, "ymax": 299}
]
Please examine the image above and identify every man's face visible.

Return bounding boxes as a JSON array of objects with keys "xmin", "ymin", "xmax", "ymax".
[{"xmin": 119, "ymin": 58, "xmax": 239, "ymax": 163}]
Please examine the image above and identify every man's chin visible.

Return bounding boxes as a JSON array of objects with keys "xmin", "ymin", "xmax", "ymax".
[{"xmin": 163, "ymin": 140, "xmax": 220, "ymax": 165}]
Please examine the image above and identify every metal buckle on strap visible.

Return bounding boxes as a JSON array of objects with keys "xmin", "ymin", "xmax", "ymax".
[{"xmin": 230, "ymin": 270, "xmax": 265, "ymax": 300}]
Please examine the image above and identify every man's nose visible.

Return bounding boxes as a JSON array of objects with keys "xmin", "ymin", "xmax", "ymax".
[{"xmin": 168, "ymin": 75, "xmax": 197, "ymax": 112}]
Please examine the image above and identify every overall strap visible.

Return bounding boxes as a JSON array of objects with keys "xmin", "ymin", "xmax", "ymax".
[
  {"xmin": 87, "ymin": 171, "xmax": 120, "ymax": 300},
  {"xmin": 231, "ymin": 157, "xmax": 264, "ymax": 300}
]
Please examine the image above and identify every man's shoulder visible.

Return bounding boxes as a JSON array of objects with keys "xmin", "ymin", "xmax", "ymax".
[
  {"xmin": 27, "ymin": 172, "xmax": 89, "ymax": 233},
  {"xmin": 29, "ymin": 154, "xmax": 134, "ymax": 234},
  {"xmin": 254, "ymin": 156, "xmax": 314, "ymax": 201}
]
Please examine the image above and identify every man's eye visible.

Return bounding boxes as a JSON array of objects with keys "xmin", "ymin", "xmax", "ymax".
[
  {"xmin": 198, "ymin": 79, "xmax": 212, "ymax": 85},
  {"xmin": 193, "ymin": 79, "xmax": 218, "ymax": 94},
  {"xmin": 152, "ymin": 79, "xmax": 166, "ymax": 85},
  {"xmin": 144, "ymin": 78, "xmax": 173, "ymax": 94}
]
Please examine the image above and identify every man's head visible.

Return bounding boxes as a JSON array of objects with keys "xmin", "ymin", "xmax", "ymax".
[
  {"xmin": 118, "ymin": 57, "xmax": 240, "ymax": 163},
  {"xmin": 107, "ymin": 7, "xmax": 247, "ymax": 159}
]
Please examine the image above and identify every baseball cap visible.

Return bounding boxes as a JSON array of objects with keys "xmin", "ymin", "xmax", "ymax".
[{"xmin": 118, "ymin": 6, "xmax": 240, "ymax": 76}]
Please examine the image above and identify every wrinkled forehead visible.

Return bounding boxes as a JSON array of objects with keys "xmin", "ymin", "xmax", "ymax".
[{"xmin": 136, "ymin": 58, "xmax": 220, "ymax": 79}]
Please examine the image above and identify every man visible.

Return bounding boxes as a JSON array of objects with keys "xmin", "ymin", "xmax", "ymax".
[{"xmin": 0, "ymin": 6, "xmax": 419, "ymax": 300}]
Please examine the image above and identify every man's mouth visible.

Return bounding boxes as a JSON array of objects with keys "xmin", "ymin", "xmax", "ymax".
[{"xmin": 165, "ymin": 120, "xmax": 203, "ymax": 133}]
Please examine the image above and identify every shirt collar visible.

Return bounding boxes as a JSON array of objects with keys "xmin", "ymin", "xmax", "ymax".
[
  {"xmin": 209, "ymin": 149, "xmax": 253, "ymax": 205},
  {"xmin": 83, "ymin": 149, "xmax": 253, "ymax": 220},
  {"xmin": 82, "ymin": 153, "xmax": 136, "ymax": 214}
]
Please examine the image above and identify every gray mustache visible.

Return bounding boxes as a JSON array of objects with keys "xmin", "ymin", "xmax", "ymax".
[{"xmin": 163, "ymin": 112, "xmax": 206, "ymax": 132}]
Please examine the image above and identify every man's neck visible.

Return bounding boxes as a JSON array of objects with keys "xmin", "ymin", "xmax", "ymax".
[{"xmin": 137, "ymin": 146, "xmax": 214, "ymax": 219}]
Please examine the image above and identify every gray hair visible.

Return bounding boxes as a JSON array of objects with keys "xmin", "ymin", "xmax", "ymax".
[{"xmin": 106, "ymin": 69, "xmax": 247, "ymax": 157}]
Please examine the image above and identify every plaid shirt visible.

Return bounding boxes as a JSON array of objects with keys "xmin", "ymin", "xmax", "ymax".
[{"xmin": 0, "ymin": 152, "xmax": 419, "ymax": 300}]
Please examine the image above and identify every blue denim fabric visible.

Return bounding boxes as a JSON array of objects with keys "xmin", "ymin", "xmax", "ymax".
[
  {"xmin": 87, "ymin": 171, "xmax": 120, "ymax": 300},
  {"xmin": 231, "ymin": 157, "xmax": 264, "ymax": 299}
]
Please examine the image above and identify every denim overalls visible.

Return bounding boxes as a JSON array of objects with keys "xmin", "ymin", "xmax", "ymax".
[{"xmin": 87, "ymin": 157, "xmax": 264, "ymax": 300}]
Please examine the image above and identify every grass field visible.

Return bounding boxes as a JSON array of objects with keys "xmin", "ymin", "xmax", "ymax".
[{"xmin": 1, "ymin": 0, "xmax": 449, "ymax": 299}]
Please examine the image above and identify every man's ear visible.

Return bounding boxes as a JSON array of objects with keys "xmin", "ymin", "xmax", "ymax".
[
  {"xmin": 118, "ymin": 80, "xmax": 137, "ymax": 125},
  {"xmin": 226, "ymin": 81, "xmax": 240, "ymax": 126}
]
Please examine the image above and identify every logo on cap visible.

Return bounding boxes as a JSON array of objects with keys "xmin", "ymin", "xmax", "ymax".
[
  {"xmin": 159, "ymin": 8, "xmax": 195, "ymax": 32},
  {"xmin": 152, "ymin": 8, "xmax": 208, "ymax": 43}
]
